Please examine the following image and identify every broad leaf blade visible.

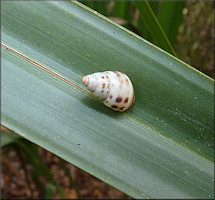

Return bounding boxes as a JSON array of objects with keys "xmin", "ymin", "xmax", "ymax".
[{"xmin": 1, "ymin": 1, "xmax": 214, "ymax": 199}]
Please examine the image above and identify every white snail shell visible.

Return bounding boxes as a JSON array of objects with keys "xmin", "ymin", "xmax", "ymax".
[{"xmin": 81, "ymin": 71, "xmax": 135, "ymax": 112}]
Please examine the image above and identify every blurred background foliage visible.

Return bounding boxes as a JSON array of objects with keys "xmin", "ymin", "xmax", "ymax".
[
  {"xmin": 1, "ymin": 0, "xmax": 214, "ymax": 199},
  {"xmin": 82, "ymin": 0, "xmax": 214, "ymax": 78}
]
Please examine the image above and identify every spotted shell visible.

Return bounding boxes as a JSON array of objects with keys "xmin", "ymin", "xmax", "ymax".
[{"xmin": 81, "ymin": 71, "xmax": 135, "ymax": 112}]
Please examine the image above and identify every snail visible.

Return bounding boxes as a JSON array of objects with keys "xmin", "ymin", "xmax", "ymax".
[{"xmin": 81, "ymin": 71, "xmax": 135, "ymax": 112}]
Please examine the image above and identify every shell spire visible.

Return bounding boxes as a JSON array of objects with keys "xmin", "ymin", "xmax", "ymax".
[
  {"xmin": 81, "ymin": 71, "xmax": 135, "ymax": 112},
  {"xmin": 81, "ymin": 76, "xmax": 89, "ymax": 87}
]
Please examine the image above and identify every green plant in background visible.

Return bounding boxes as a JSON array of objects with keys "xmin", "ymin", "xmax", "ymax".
[
  {"xmin": 1, "ymin": 0, "xmax": 214, "ymax": 199},
  {"xmin": 82, "ymin": 0, "xmax": 186, "ymax": 56},
  {"xmin": 82, "ymin": 1, "xmax": 214, "ymax": 78}
]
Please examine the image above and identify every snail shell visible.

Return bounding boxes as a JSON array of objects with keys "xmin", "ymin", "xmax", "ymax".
[{"xmin": 81, "ymin": 71, "xmax": 135, "ymax": 112}]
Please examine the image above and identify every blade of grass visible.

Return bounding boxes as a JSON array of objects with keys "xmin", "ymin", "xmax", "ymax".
[
  {"xmin": 60, "ymin": 159, "xmax": 81, "ymax": 198},
  {"xmin": 1, "ymin": 130, "xmax": 22, "ymax": 147},
  {"xmin": 82, "ymin": 1, "xmax": 109, "ymax": 16},
  {"xmin": 45, "ymin": 183, "xmax": 56, "ymax": 199},
  {"xmin": 137, "ymin": 1, "xmax": 159, "ymax": 44},
  {"xmin": 133, "ymin": 0, "xmax": 177, "ymax": 56},
  {"xmin": 149, "ymin": 1, "xmax": 159, "ymax": 14},
  {"xmin": 113, "ymin": 1, "xmax": 132, "ymax": 22},
  {"xmin": 157, "ymin": 1, "xmax": 186, "ymax": 45},
  {"xmin": 15, "ymin": 140, "xmax": 67, "ymax": 198}
]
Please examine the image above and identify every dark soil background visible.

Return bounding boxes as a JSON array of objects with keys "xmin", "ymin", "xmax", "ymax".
[
  {"xmin": 1, "ymin": 1, "xmax": 214, "ymax": 199},
  {"xmin": 1, "ymin": 134, "xmax": 131, "ymax": 199}
]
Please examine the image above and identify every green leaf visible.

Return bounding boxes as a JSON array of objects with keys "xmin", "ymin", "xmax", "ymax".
[
  {"xmin": 134, "ymin": 1, "xmax": 177, "ymax": 56},
  {"xmin": 157, "ymin": 1, "xmax": 186, "ymax": 45},
  {"xmin": 112, "ymin": 1, "xmax": 132, "ymax": 22},
  {"xmin": 81, "ymin": 0, "xmax": 109, "ymax": 16},
  {"xmin": 1, "ymin": 131, "xmax": 21, "ymax": 147},
  {"xmin": 148, "ymin": 1, "xmax": 159, "ymax": 14},
  {"xmin": 137, "ymin": 1, "xmax": 158, "ymax": 45},
  {"xmin": 1, "ymin": 1, "xmax": 214, "ymax": 199},
  {"xmin": 45, "ymin": 183, "xmax": 55, "ymax": 199}
]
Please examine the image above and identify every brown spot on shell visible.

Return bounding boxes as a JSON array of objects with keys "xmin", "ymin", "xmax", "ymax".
[
  {"xmin": 106, "ymin": 100, "xmax": 109, "ymax": 103},
  {"xmin": 107, "ymin": 91, "xmax": 110, "ymax": 93},
  {"xmin": 124, "ymin": 97, "xmax": 129, "ymax": 103},
  {"xmin": 106, "ymin": 75, "xmax": 109, "ymax": 78},
  {"xmin": 119, "ymin": 107, "xmax": 125, "ymax": 110},
  {"xmin": 125, "ymin": 78, "xmax": 130, "ymax": 85},
  {"xmin": 119, "ymin": 80, "xmax": 124, "ymax": 87},
  {"xmin": 109, "ymin": 95, "xmax": 113, "ymax": 99},
  {"xmin": 116, "ymin": 97, "xmax": 122, "ymax": 103},
  {"xmin": 113, "ymin": 71, "xmax": 120, "ymax": 77},
  {"xmin": 102, "ymin": 83, "xmax": 105, "ymax": 88},
  {"xmin": 111, "ymin": 105, "xmax": 118, "ymax": 109},
  {"xmin": 102, "ymin": 76, "xmax": 104, "ymax": 79},
  {"xmin": 108, "ymin": 83, "xmax": 110, "ymax": 88},
  {"xmin": 101, "ymin": 90, "xmax": 104, "ymax": 92}
]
